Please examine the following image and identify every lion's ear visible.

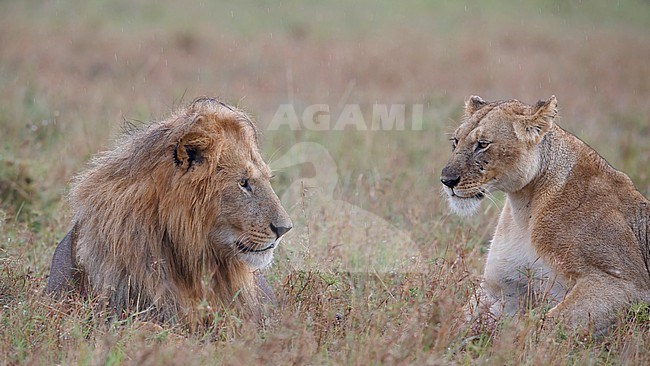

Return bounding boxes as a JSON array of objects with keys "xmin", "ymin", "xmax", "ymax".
[
  {"xmin": 173, "ymin": 117, "xmax": 216, "ymax": 170},
  {"xmin": 464, "ymin": 95, "xmax": 488, "ymax": 117},
  {"xmin": 514, "ymin": 95, "xmax": 557, "ymax": 144}
]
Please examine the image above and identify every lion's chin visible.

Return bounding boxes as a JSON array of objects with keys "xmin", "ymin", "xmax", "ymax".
[
  {"xmin": 239, "ymin": 250, "xmax": 275, "ymax": 269},
  {"xmin": 235, "ymin": 238, "xmax": 281, "ymax": 269},
  {"xmin": 442, "ymin": 187, "xmax": 483, "ymax": 217}
]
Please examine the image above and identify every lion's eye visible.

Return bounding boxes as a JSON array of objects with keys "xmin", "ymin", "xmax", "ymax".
[
  {"xmin": 476, "ymin": 140, "xmax": 491, "ymax": 150},
  {"xmin": 238, "ymin": 178, "xmax": 251, "ymax": 191}
]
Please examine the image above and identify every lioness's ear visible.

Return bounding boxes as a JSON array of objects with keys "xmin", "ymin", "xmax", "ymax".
[
  {"xmin": 514, "ymin": 95, "xmax": 557, "ymax": 144},
  {"xmin": 173, "ymin": 116, "xmax": 215, "ymax": 171},
  {"xmin": 465, "ymin": 95, "xmax": 488, "ymax": 117}
]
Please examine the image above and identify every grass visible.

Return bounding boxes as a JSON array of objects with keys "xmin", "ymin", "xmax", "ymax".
[{"xmin": 1, "ymin": 0, "xmax": 650, "ymax": 364}]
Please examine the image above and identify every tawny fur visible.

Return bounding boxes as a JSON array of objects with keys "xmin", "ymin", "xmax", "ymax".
[
  {"xmin": 47, "ymin": 97, "xmax": 292, "ymax": 324},
  {"xmin": 441, "ymin": 95, "xmax": 650, "ymax": 335}
]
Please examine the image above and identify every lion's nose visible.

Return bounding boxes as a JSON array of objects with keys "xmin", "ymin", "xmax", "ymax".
[
  {"xmin": 270, "ymin": 222, "xmax": 292, "ymax": 238},
  {"xmin": 440, "ymin": 174, "xmax": 461, "ymax": 188}
]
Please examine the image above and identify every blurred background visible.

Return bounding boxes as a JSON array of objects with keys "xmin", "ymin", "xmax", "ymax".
[{"xmin": 1, "ymin": 0, "xmax": 650, "ymax": 362}]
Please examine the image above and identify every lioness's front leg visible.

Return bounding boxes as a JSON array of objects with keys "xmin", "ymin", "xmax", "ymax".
[
  {"xmin": 478, "ymin": 262, "xmax": 530, "ymax": 319},
  {"xmin": 479, "ymin": 233, "xmax": 539, "ymax": 318},
  {"xmin": 464, "ymin": 252, "xmax": 530, "ymax": 328}
]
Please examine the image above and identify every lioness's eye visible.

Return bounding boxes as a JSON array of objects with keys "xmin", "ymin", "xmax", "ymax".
[
  {"xmin": 477, "ymin": 140, "xmax": 491, "ymax": 150},
  {"xmin": 450, "ymin": 137, "xmax": 458, "ymax": 150}
]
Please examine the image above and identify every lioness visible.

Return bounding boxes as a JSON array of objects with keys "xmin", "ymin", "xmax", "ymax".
[
  {"xmin": 46, "ymin": 97, "xmax": 292, "ymax": 323},
  {"xmin": 441, "ymin": 95, "xmax": 650, "ymax": 335}
]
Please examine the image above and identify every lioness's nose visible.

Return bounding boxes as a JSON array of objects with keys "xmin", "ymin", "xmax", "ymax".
[
  {"xmin": 440, "ymin": 174, "xmax": 460, "ymax": 188},
  {"xmin": 270, "ymin": 222, "xmax": 292, "ymax": 238}
]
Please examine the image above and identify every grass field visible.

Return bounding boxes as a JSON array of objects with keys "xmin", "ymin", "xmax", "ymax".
[{"xmin": 2, "ymin": 0, "xmax": 650, "ymax": 364}]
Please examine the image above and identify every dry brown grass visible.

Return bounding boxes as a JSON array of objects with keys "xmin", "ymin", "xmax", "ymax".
[{"xmin": 1, "ymin": 0, "xmax": 650, "ymax": 364}]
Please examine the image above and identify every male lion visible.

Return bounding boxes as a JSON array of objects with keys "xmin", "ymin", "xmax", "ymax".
[
  {"xmin": 46, "ymin": 97, "xmax": 292, "ymax": 324},
  {"xmin": 441, "ymin": 95, "xmax": 650, "ymax": 335}
]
